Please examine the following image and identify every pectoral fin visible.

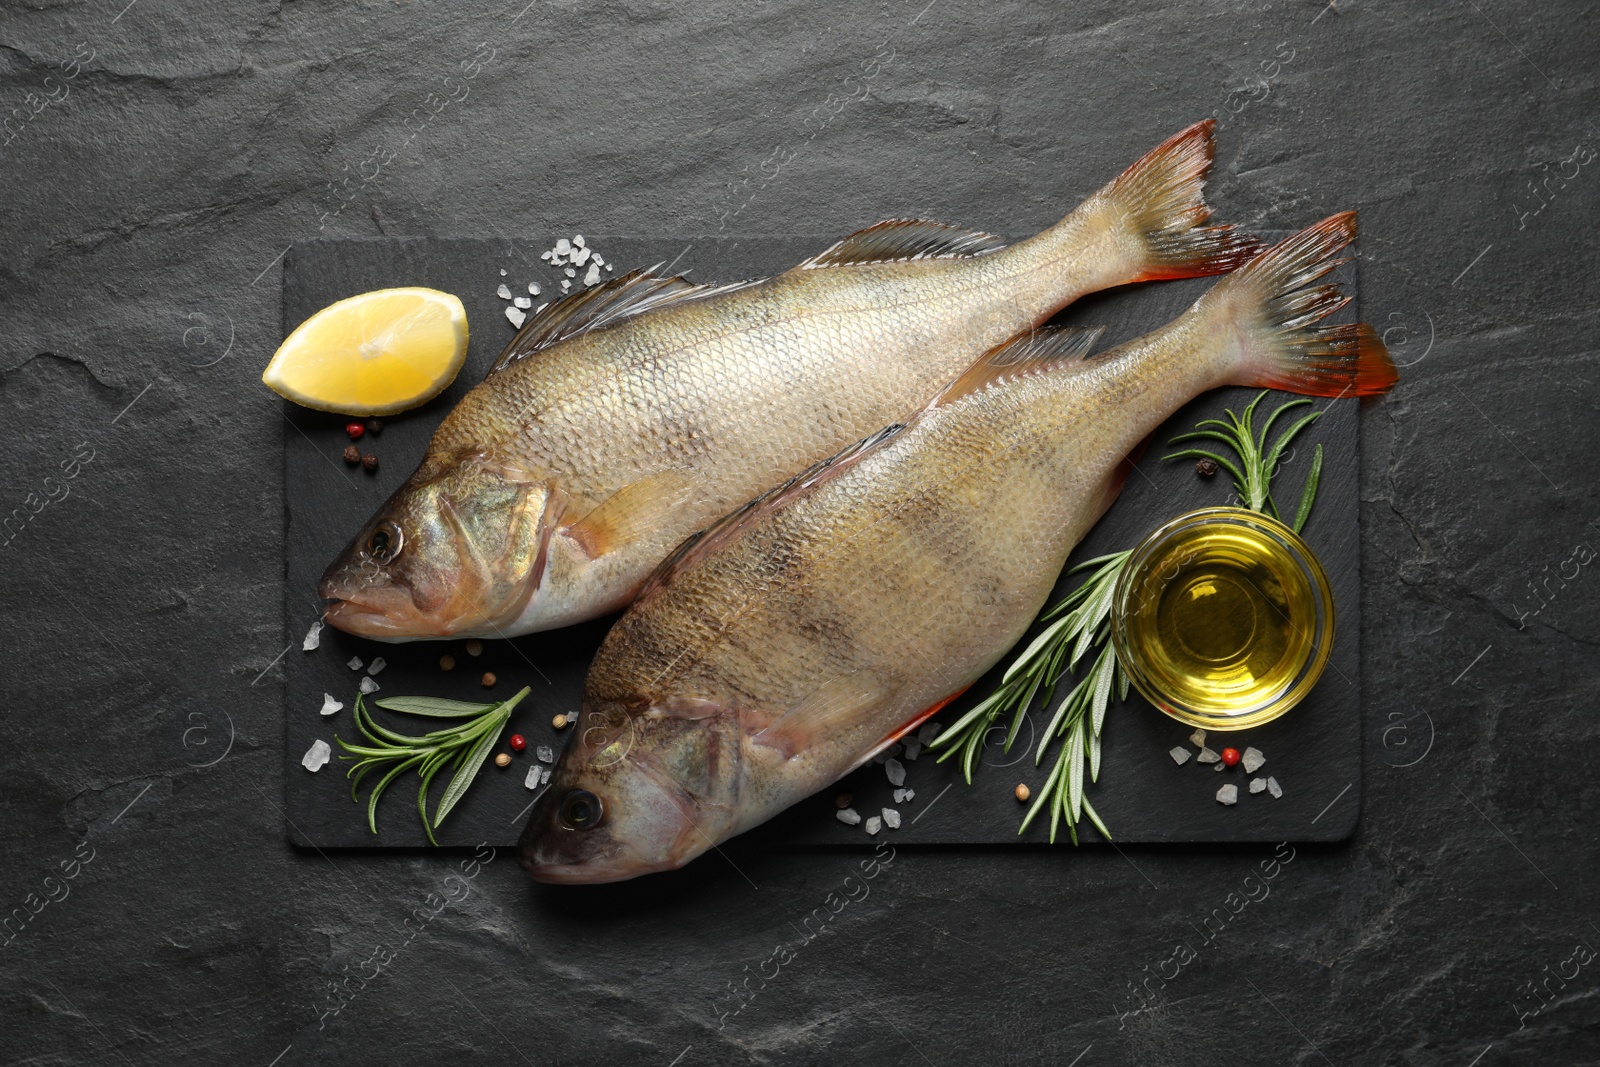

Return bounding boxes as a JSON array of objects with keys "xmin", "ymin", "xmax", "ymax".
[
  {"xmin": 564, "ymin": 469, "xmax": 695, "ymax": 559},
  {"xmin": 855, "ymin": 687, "xmax": 970, "ymax": 769},
  {"xmin": 751, "ymin": 673, "xmax": 891, "ymax": 760}
]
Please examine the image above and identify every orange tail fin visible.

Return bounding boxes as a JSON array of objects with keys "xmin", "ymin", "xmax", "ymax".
[
  {"xmin": 1208, "ymin": 211, "xmax": 1399, "ymax": 398},
  {"xmin": 1098, "ymin": 119, "xmax": 1263, "ymax": 282}
]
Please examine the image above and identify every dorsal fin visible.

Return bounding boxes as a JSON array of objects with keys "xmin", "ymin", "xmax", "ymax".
[
  {"xmin": 930, "ymin": 326, "xmax": 1106, "ymax": 408},
  {"xmin": 798, "ymin": 219, "xmax": 1007, "ymax": 270},
  {"xmin": 485, "ymin": 268, "xmax": 763, "ymax": 376},
  {"xmin": 636, "ymin": 423, "xmax": 907, "ymax": 602}
]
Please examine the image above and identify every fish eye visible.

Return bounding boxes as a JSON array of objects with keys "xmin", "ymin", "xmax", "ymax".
[
  {"xmin": 367, "ymin": 522, "xmax": 403, "ymax": 563},
  {"xmin": 559, "ymin": 789, "xmax": 603, "ymax": 831}
]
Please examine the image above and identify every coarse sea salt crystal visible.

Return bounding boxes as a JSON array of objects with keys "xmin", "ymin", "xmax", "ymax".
[
  {"xmin": 917, "ymin": 721, "xmax": 943, "ymax": 745},
  {"xmin": 864, "ymin": 815, "xmax": 882, "ymax": 835},
  {"xmin": 873, "ymin": 742, "xmax": 901, "ymax": 765},
  {"xmin": 901, "ymin": 736, "xmax": 922, "ymax": 761},
  {"xmin": 1242, "ymin": 747, "xmax": 1265, "ymax": 774},
  {"xmin": 534, "ymin": 302, "xmax": 549, "ymax": 314},
  {"xmin": 1189, "ymin": 729, "xmax": 1207, "ymax": 748},
  {"xmin": 590, "ymin": 252, "xmax": 603, "ymax": 266},
  {"xmin": 584, "ymin": 263, "xmax": 600, "ymax": 286},
  {"xmin": 506, "ymin": 307, "xmax": 526, "ymax": 328},
  {"xmin": 525, "ymin": 765, "xmax": 542, "ymax": 789},
  {"xmin": 497, "ymin": 283, "xmax": 512, "ymax": 300},
  {"xmin": 367, "ymin": 656, "xmax": 386, "ymax": 675},
  {"xmin": 1267, "ymin": 776, "xmax": 1283, "ymax": 799},
  {"xmin": 302, "ymin": 620, "xmax": 323, "ymax": 651},
  {"xmin": 347, "ymin": 656, "xmax": 363, "ymax": 671},
  {"xmin": 1249, "ymin": 777, "xmax": 1267, "ymax": 794},
  {"xmin": 572, "ymin": 246, "xmax": 591, "ymax": 266},
  {"xmin": 882, "ymin": 808, "xmax": 901, "ymax": 829},
  {"xmin": 359, "ymin": 677, "xmax": 380, "ymax": 695},
  {"xmin": 885, "ymin": 758, "xmax": 906, "ymax": 787},
  {"xmin": 572, "ymin": 234, "xmax": 585, "ymax": 247},
  {"xmin": 892, "ymin": 788, "xmax": 909, "ymax": 803},
  {"xmin": 302, "ymin": 739, "xmax": 331, "ymax": 772},
  {"xmin": 536, "ymin": 745, "xmax": 555, "ymax": 763},
  {"xmin": 499, "ymin": 268, "xmax": 507, "ymax": 276},
  {"xmin": 319, "ymin": 693, "xmax": 343, "ymax": 717},
  {"xmin": 540, "ymin": 250, "xmax": 552, "ymax": 261},
  {"xmin": 1169, "ymin": 746, "xmax": 1191, "ymax": 766},
  {"xmin": 564, "ymin": 267, "xmax": 576, "ymax": 278},
  {"xmin": 1217, "ymin": 784, "xmax": 1238, "ymax": 805},
  {"xmin": 528, "ymin": 281, "xmax": 540, "ymax": 295},
  {"xmin": 837, "ymin": 807, "xmax": 862, "ymax": 826},
  {"xmin": 1196, "ymin": 746, "xmax": 1221, "ymax": 763},
  {"xmin": 1215, "ymin": 761, "xmax": 1226, "ymax": 772},
  {"xmin": 606, "ymin": 263, "xmax": 614, "ymax": 271},
  {"xmin": 555, "ymin": 238, "xmax": 572, "ymax": 255},
  {"xmin": 560, "ymin": 280, "xmax": 571, "ymax": 291},
  {"xmin": 514, "ymin": 296, "xmax": 532, "ymax": 309}
]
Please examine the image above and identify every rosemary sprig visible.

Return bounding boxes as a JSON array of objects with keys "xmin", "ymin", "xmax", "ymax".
[
  {"xmin": 336, "ymin": 687, "xmax": 529, "ymax": 845},
  {"xmin": 929, "ymin": 391, "xmax": 1327, "ymax": 843},
  {"xmin": 1163, "ymin": 391, "xmax": 1323, "ymax": 532}
]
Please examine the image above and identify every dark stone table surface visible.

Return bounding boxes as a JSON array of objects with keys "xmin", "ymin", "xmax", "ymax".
[{"xmin": 1, "ymin": 2, "xmax": 1595, "ymax": 1064}]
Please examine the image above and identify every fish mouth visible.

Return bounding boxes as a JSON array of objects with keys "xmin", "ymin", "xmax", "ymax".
[
  {"xmin": 520, "ymin": 858, "xmax": 664, "ymax": 885},
  {"xmin": 518, "ymin": 834, "xmax": 680, "ymax": 884},
  {"xmin": 322, "ymin": 592, "xmax": 435, "ymax": 641}
]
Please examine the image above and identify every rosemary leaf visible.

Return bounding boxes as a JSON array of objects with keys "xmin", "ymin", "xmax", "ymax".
[
  {"xmin": 375, "ymin": 695, "xmax": 500, "ymax": 718},
  {"xmin": 433, "ymin": 703, "xmax": 517, "ymax": 829},
  {"xmin": 367, "ymin": 754, "xmax": 423, "ymax": 835},
  {"xmin": 1260, "ymin": 407, "xmax": 1319, "ymax": 481},
  {"xmin": 1067, "ymin": 721, "xmax": 1085, "ymax": 821},
  {"xmin": 1291, "ymin": 443, "xmax": 1324, "ymax": 533},
  {"xmin": 1082, "ymin": 794, "xmax": 1112, "ymax": 841}
]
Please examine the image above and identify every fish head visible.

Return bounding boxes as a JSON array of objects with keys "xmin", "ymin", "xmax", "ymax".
[
  {"xmin": 518, "ymin": 697, "xmax": 743, "ymax": 883},
  {"xmin": 320, "ymin": 454, "xmax": 557, "ymax": 640}
]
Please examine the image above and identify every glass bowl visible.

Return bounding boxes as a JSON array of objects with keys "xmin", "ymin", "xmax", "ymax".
[{"xmin": 1110, "ymin": 507, "xmax": 1335, "ymax": 732}]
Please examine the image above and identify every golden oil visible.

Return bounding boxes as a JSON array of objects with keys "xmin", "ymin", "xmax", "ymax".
[{"xmin": 1113, "ymin": 509, "xmax": 1334, "ymax": 730}]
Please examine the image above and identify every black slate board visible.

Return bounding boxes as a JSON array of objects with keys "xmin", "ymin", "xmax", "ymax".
[{"xmin": 282, "ymin": 235, "xmax": 1361, "ymax": 850}]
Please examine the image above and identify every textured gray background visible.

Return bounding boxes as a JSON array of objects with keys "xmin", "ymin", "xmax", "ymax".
[{"xmin": 1, "ymin": 1, "xmax": 1596, "ymax": 1065}]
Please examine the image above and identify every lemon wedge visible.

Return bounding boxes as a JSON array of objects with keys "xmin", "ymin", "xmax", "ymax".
[{"xmin": 262, "ymin": 287, "xmax": 469, "ymax": 415}]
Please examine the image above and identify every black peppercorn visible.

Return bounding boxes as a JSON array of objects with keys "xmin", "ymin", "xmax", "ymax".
[
  {"xmin": 365, "ymin": 417, "xmax": 383, "ymax": 436},
  {"xmin": 1195, "ymin": 458, "xmax": 1219, "ymax": 478},
  {"xmin": 362, "ymin": 453, "xmax": 379, "ymax": 472},
  {"xmin": 342, "ymin": 444, "xmax": 361, "ymax": 464}
]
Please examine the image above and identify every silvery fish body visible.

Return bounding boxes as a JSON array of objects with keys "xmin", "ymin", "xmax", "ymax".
[
  {"xmin": 518, "ymin": 214, "xmax": 1396, "ymax": 882},
  {"xmin": 319, "ymin": 123, "xmax": 1255, "ymax": 641}
]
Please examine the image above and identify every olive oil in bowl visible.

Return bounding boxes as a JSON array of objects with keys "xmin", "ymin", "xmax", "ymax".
[{"xmin": 1112, "ymin": 508, "xmax": 1334, "ymax": 731}]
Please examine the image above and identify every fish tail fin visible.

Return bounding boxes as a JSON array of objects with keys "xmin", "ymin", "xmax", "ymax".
[
  {"xmin": 1207, "ymin": 211, "xmax": 1399, "ymax": 397},
  {"xmin": 1092, "ymin": 119, "xmax": 1262, "ymax": 283}
]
